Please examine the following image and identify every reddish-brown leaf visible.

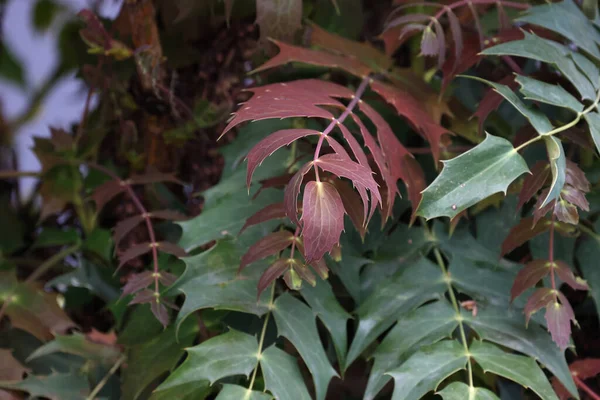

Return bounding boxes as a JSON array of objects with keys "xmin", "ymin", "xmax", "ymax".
[
  {"xmin": 467, "ymin": 1, "xmax": 484, "ymax": 49},
  {"xmin": 0, "ymin": 349, "xmax": 28, "ymax": 382},
  {"xmin": 151, "ymin": 300, "xmax": 170, "ymax": 328},
  {"xmin": 246, "ymin": 129, "xmax": 319, "ymax": 187},
  {"xmin": 533, "ymin": 189, "xmax": 554, "ymax": 226},
  {"xmin": 546, "ymin": 293, "xmax": 575, "ymax": 350},
  {"xmin": 301, "ymin": 181, "xmax": 346, "ymax": 263},
  {"xmin": 257, "ymin": 259, "xmax": 291, "ymax": 299},
  {"xmin": 253, "ymin": 173, "xmax": 294, "ymax": 200},
  {"xmin": 252, "ymin": 40, "xmax": 372, "ymax": 78},
  {"xmin": 130, "ymin": 171, "xmax": 183, "ymax": 186},
  {"xmin": 284, "ymin": 163, "xmax": 312, "ymax": 225},
  {"xmin": 554, "ymin": 261, "xmax": 589, "ymax": 291},
  {"xmin": 158, "ymin": 242, "xmax": 188, "ymax": 258},
  {"xmin": 431, "ymin": 19, "xmax": 446, "ymax": 69},
  {"xmin": 118, "ymin": 242, "xmax": 154, "ymax": 269},
  {"xmin": 240, "ymin": 202, "xmax": 287, "ymax": 234},
  {"xmin": 511, "ymin": 260, "xmax": 550, "ymax": 302},
  {"xmin": 128, "ymin": 288, "xmax": 154, "ymax": 305},
  {"xmin": 158, "ymin": 271, "xmax": 178, "ymax": 287},
  {"xmin": 399, "ymin": 155, "xmax": 426, "ymax": 224},
  {"xmin": 283, "ymin": 267, "xmax": 303, "ymax": 290},
  {"xmin": 473, "ymin": 75, "xmax": 518, "ymax": 134},
  {"xmin": 310, "ymin": 258, "xmax": 329, "ymax": 280},
  {"xmin": 501, "ymin": 217, "xmax": 551, "ymax": 257},
  {"xmin": 292, "ymin": 263, "xmax": 316, "ymax": 287},
  {"xmin": 571, "ymin": 359, "xmax": 600, "ymax": 379},
  {"xmin": 565, "ymin": 160, "xmax": 590, "ymax": 192},
  {"xmin": 333, "ymin": 180, "xmax": 366, "ymax": 239},
  {"xmin": 369, "ymin": 80, "xmax": 450, "ymax": 163},
  {"xmin": 122, "ymin": 271, "xmax": 154, "ymax": 297},
  {"xmin": 561, "ymin": 186, "xmax": 590, "ymax": 212},
  {"xmin": 517, "ymin": 161, "xmax": 550, "ymax": 211},
  {"xmin": 524, "ymin": 287, "xmax": 555, "ymax": 325},
  {"xmin": 335, "ymin": 122, "xmax": 370, "ymax": 167},
  {"xmin": 554, "ymin": 200, "xmax": 579, "ymax": 225},
  {"xmin": 447, "ymin": 9, "xmax": 463, "ymax": 73},
  {"xmin": 78, "ymin": 9, "xmax": 132, "ymax": 60},
  {"xmin": 255, "ymin": 0, "xmax": 302, "ymax": 44},
  {"xmin": 91, "ymin": 180, "xmax": 125, "ymax": 212},
  {"xmin": 113, "ymin": 215, "xmax": 145, "ymax": 247},
  {"xmin": 240, "ymin": 231, "xmax": 295, "ymax": 271}
]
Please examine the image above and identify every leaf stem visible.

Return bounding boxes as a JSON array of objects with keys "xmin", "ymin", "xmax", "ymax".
[
  {"xmin": 0, "ymin": 170, "xmax": 40, "ymax": 179},
  {"xmin": 86, "ymin": 354, "xmax": 126, "ymax": 400},
  {"xmin": 549, "ymin": 214, "xmax": 558, "ymax": 301},
  {"xmin": 248, "ymin": 283, "xmax": 276, "ymax": 395},
  {"xmin": 574, "ymin": 375, "xmax": 600, "ymax": 400}
]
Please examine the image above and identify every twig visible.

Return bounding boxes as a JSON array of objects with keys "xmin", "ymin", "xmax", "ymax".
[{"xmin": 86, "ymin": 354, "xmax": 126, "ymax": 400}]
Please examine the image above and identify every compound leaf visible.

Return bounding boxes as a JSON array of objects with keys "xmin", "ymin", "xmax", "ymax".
[
  {"xmin": 260, "ymin": 346, "xmax": 312, "ymax": 400},
  {"xmin": 437, "ymin": 382, "xmax": 500, "ymax": 400}
]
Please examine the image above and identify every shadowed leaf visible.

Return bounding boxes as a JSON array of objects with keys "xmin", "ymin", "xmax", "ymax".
[
  {"xmin": 517, "ymin": 161, "xmax": 550, "ymax": 211},
  {"xmin": 284, "ymin": 163, "xmax": 312, "ymax": 226},
  {"xmin": 511, "ymin": 260, "xmax": 550, "ymax": 302},
  {"xmin": 542, "ymin": 136, "xmax": 566, "ymax": 208},
  {"xmin": 240, "ymin": 230, "xmax": 295, "ymax": 271},
  {"xmin": 501, "ymin": 217, "xmax": 551, "ymax": 256},
  {"xmin": 240, "ymin": 202, "xmax": 287, "ymax": 234},
  {"xmin": 437, "ymin": 382, "xmax": 499, "ymax": 400}
]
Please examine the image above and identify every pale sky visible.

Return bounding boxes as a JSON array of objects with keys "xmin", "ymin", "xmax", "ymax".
[{"xmin": 0, "ymin": 0, "xmax": 123, "ymax": 196}]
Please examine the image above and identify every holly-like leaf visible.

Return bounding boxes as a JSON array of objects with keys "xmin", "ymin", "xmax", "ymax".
[
  {"xmin": 517, "ymin": 161, "xmax": 550, "ymax": 211},
  {"xmin": 259, "ymin": 346, "xmax": 312, "ymax": 400},
  {"xmin": 272, "ymin": 293, "xmax": 338, "ymax": 400},
  {"xmin": 511, "ymin": 260, "xmax": 551, "ymax": 302},
  {"xmin": 0, "ymin": 372, "xmax": 90, "ymax": 400},
  {"xmin": 148, "ymin": 381, "xmax": 211, "ymax": 400},
  {"xmin": 255, "ymin": 0, "xmax": 302, "ymax": 43},
  {"xmin": 216, "ymin": 384, "xmax": 273, "ymax": 400},
  {"xmin": 158, "ymin": 329, "xmax": 258, "ymax": 390},
  {"xmin": 301, "ymin": 181, "xmax": 346, "ymax": 263},
  {"xmin": 386, "ymin": 340, "xmax": 468, "ymax": 400},
  {"xmin": 583, "ymin": 112, "xmax": 600, "ymax": 155},
  {"xmin": 438, "ymin": 382, "xmax": 499, "ymax": 400},
  {"xmin": 470, "ymin": 340, "xmax": 559, "ymax": 400},
  {"xmin": 541, "ymin": 136, "xmax": 566, "ymax": 208},
  {"xmin": 576, "ymin": 237, "xmax": 600, "ymax": 313},
  {"xmin": 515, "ymin": 75, "xmax": 583, "ymax": 113},
  {"xmin": 365, "ymin": 301, "xmax": 458, "ymax": 400},
  {"xmin": 26, "ymin": 333, "xmax": 121, "ymax": 366},
  {"xmin": 417, "ymin": 133, "xmax": 529, "ymax": 220},
  {"xmin": 240, "ymin": 230, "xmax": 295, "ymax": 271},
  {"xmin": 501, "ymin": 217, "xmax": 551, "ymax": 256}
]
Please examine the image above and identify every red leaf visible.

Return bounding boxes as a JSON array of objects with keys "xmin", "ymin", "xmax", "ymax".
[
  {"xmin": 158, "ymin": 242, "xmax": 188, "ymax": 258},
  {"xmin": 399, "ymin": 155, "xmax": 426, "ymax": 224},
  {"xmin": 335, "ymin": 122, "xmax": 370, "ymax": 167},
  {"xmin": 301, "ymin": 181, "xmax": 346, "ymax": 263},
  {"xmin": 517, "ymin": 161, "xmax": 550, "ymax": 211},
  {"xmin": 369, "ymin": 80, "xmax": 450, "ymax": 163},
  {"xmin": 158, "ymin": 271, "xmax": 178, "ymax": 287},
  {"xmin": 333, "ymin": 180, "xmax": 366, "ymax": 239},
  {"xmin": 551, "ymin": 377, "xmax": 572, "ymax": 400},
  {"xmin": 554, "ymin": 261, "xmax": 589, "ymax": 291},
  {"xmin": 246, "ymin": 129, "xmax": 319, "ymax": 187},
  {"xmin": 554, "ymin": 200, "xmax": 579, "ymax": 225},
  {"xmin": 122, "ymin": 271, "xmax": 154, "ymax": 297},
  {"xmin": 467, "ymin": 2, "xmax": 484, "ymax": 49},
  {"xmin": 253, "ymin": 173, "xmax": 294, "ymax": 199},
  {"xmin": 325, "ymin": 136, "xmax": 352, "ymax": 159},
  {"xmin": 501, "ymin": 217, "xmax": 551, "ymax": 257},
  {"xmin": 92, "ymin": 180, "xmax": 125, "ymax": 212},
  {"xmin": 561, "ymin": 186, "xmax": 590, "ymax": 212},
  {"xmin": 240, "ymin": 230, "xmax": 295, "ymax": 271},
  {"xmin": 130, "ymin": 171, "xmax": 183, "ymax": 186},
  {"xmin": 292, "ymin": 263, "xmax": 316, "ymax": 287},
  {"xmin": 447, "ymin": 9, "xmax": 463, "ymax": 73},
  {"xmin": 310, "ymin": 258, "xmax": 329, "ymax": 280},
  {"xmin": 240, "ymin": 202, "xmax": 287, "ymax": 234},
  {"xmin": 565, "ymin": 160, "xmax": 590, "ymax": 192},
  {"xmin": 431, "ymin": 19, "xmax": 446, "ymax": 69},
  {"xmin": 533, "ymin": 188, "xmax": 554, "ymax": 226},
  {"xmin": 524, "ymin": 287, "xmax": 555, "ymax": 325},
  {"xmin": 113, "ymin": 215, "xmax": 145, "ymax": 247},
  {"xmin": 546, "ymin": 293, "xmax": 575, "ymax": 350},
  {"xmin": 118, "ymin": 242, "xmax": 154, "ymax": 269},
  {"xmin": 257, "ymin": 259, "xmax": 291, "ymax": 299},
  {"xmin": 571, "ymin": 359, "xmax": 600, "ymax": 379},
  {"xmin": 511, "ymin": 260, "xmax": 550, "ymax": 302},
  {"xmin": 473, "ymin": 75, "xmax": 518, "ymax": 134},
  {"xmin": 284, "ymin": 163, "xmax": 312, "ymax": 225},
  {"xmin": 151, "ymin": 300, "xmax": 170, "ymax": 328},
  {"xmin": 252, "ymin": 40, "xmax": 372, "ymax": 78},
  {"xmin": 129, "ymin": 289, "xmax": 154, "ymax": 305}
]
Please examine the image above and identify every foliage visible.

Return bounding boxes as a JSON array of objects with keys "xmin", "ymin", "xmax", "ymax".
[{"xmin": 2, "ymin": 0, "xmax": 600, "ymax": 399}]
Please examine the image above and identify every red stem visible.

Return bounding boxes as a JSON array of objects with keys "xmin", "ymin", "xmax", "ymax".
[
  {"xmin": 432, "ymin": 0, "xmax": 528, "ymax": 21},
  {"xmin": 574, "ymin": 375, "xmax": 600, "ymax": 400},
  {"xmin": 312, "ymin": 76, "xmax": 371, "ymax": 180},
  {"xmin": 289, "ymin": 227, "xmax": 301, "ymax": 259},
  {"xmin": 549, "ymin": 213, "xmax": 557, "ymax": 300},
  {"xmin": 89, "ymin": 163, "xmax": 162, "ymax": 298}
]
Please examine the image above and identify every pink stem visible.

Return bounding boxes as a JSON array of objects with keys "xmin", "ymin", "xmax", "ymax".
[
  {"xmin": 574, "ymin": 375, "xmax": 600, "ymax": 400},
  {"xmin": 549, "ymin": 213, "xmax": 557, "ymax": 301},
  {"xmin": 433, "ymin": 0, "xmax": 528, "ymax": 21}
]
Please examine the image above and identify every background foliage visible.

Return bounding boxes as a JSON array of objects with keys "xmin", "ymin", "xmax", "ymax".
[{"xmin": 2, "ymin": 0, "xmax": 600, "ymax": 399}]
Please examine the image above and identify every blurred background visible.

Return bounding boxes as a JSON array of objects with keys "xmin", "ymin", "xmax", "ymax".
[{"xmin": 0, "ymin": 0, "xmax": 123, "ymax": 197}]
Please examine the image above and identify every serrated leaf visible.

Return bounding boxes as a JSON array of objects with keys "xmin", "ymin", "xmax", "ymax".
[
  {"xmin": 260, "ymin": 346, "xmax": 312, "ymax": 400},
  {"xmin": 501, "ymin": 217, "xmax": 551, "ymax": 256},
  {"xmin": 517, "ymin": 161, "xmax": 550, "ymax": 211},
  {"xmin": 255, "ymin": 0, "xmax": 302, "ymax": 43},
  {"xmin": 517, "ymin": 0, "xmax": 600, "ymax": 61},
  {"xmin": 470, "ymin": 340, "xmax": 559, "ymax": 400},
  {"xmin": 345, "ymin": 258, "xmax": 446, "ymax": 370},
  {"xmin": 546, "ymin": 297, "xmax": 576, "ymax": 350},
  {"xmin": 365, "ymin": 301, "xmax": 458, "ymax": 400},
  {"xmin": 541, "ymin": 136, "xmax": 566, "ymax": 208},
  {"xmin": 240, "ymin": 230, "xmax": 295, "ymax": 271},
  {"xmin": 216, "ymin": 384, "xmax": 273, "ymax": 400},
  {"xmin": 583, "ymin": 112, "xmax": 600, "ymax": 155},
  {"xmin": 301, "ymin": 181, "xmax": 346, "ymax": 263},
  {"xmin": 300, "ymin": 278, "xmax": 352, "ymax": 367},
  {"xmin": 386, "ymin": 340, "xmax": 468, "ymax": 400},
  {"xmin": 554, "ymin": 260, "xmax": 588, "ymax": 291},
  {"xmin": 481, "ymin": 31, "xmax": 596, "ymax": 100},
  {"xmin": 463, "ymin": 305, "xmax": 577, "ymax": 398},
  {"xmin": 240, "ymin": 202, "xmax": 287, "ymax": 234},
  {"xmin": 438, "ymin": 382, "xmax": 500, "ymax": 400},
  {"xmin": 26, "ymin": 332, "xmax": 121, "ymax": 365},
  {"xmin": 0, "ymin": 372, "xmax": 90, "ymax": 400},
  {"xmin": 465, "ymin": 76, "xmax": 554, "ymax": 135},
  {"xmin": 257, "ymin": 258, "xmax": 292, "ymax": 298},
  {"xmin": 285, "ymin": 163, "xmax": 312, "ymax": 226},
  {"xmin": 576, "ymin": 236, "xmax": 600, "ymax": 313},
  {"xmin": 272, "ymin": 293, "xmax": 338, "ymax": 400},
  {"xmin": 511, "ymin": 260, "xmax": 551, "ymax": 302},
  {"xmin": 121, "ymin": 317, "xmax": 198, "ymax": 400},
  {"xmin": 515, "ymin": 75, "xmax": 583, "ymax": 113},
  {"xmin": 148, "ymin": 380, "xmax": 211, "ymax": 400},
  {"xmin": 158, "ymin": 329, "xmax": 258, "ymax": 390},
  {"xmin": 525, "ymin": 288, "xmax": 556, "ymax": 324},
  {"xmin": 168, "ymin": 241, "xmax": 271, "ymax": 335},
  {"xmin": 417, "ymin": 133, "xmax": 529, "ymax": 220}
]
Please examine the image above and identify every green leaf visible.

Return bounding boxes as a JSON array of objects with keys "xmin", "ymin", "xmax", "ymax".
[
  {"xmin": 364, "ymin": 301, "xmax": 458, "ymax": 400},
  {"xmin": 583, "ymin": 0, "xmax": 598, "ymax": 19},
  {"xmin": 178, "ymin": 189, "xmax": 283, "ymax": 252},
  {"xmin": 417, "ymin": 133, "xmax": 529, "ymax": 220},
  {"xmin": 260, "ymin": 345, "xmax": 312, "ymax": 400},
  {"xmin": 121, "ymin": 317, "xmax": 198, "ymax": 400},
  {"xmin": 33, "ymin": 0, "xmax": 61, "ymax": 32},
  {"xmin": 149, "ymin": 380, "xmax": 211, "ymax": 400},
  {"xmin": 0, "ymin": 44, "xmax": 25, "ymax": 87},
  {"xmin": 0, "ymin": 372, "xmax": 90, "ymax": 400},
  {"xmin": 215, "ymin": 384, "xmax": 273, "ymax": 400},
  {"xmin": 465, "ymin": 76, "xmax": 554, "ymax": 134},
  {"xmin": 27, "ymin": 332, "xmax": 121, "ymax": 365},
  {"xmin": 469, "ymin": 340, "xmax": 559, "ymax": 400},
  {"xmin": 158, "ymin": 329, "xmax": 258, "ymax": 390},
  {"xmin": 437, "ymin": 382, "xmax": 500, "ymax": 400},
  {"xmin": 47, "ymin": 260, "xmax": 120, "ymax": 303},
  {"xmin": 481, "ymin": 32, "xmax": 596, "ymax": 100},
  {"xmin": 300, "ymin": 278, "xmax": 352, "ymax": 367},
  {"xmin": 345, "ymin": 258, "xmax": 446, "ymax": 370},
  {"xmin": 515, "ymin": 75, "xmax": 583, "ymax": 113},
  {"xmin": 169, "ymin": 240, "xmax": 271, "ymax": 336},
  {"xmin": 577, "ymin": 236, "xmax": 600, "ymax": 316},
  {"xmin": 583, "ymin": 111, "xmax": 600, "ymax": 155},
  {"xmin": 272, "ymin": 293, "xmax": 338, "ymax": 400},
  {"xmin": 386, "ymin": 340, "xmax": 468, "ymax": 400},
  {"xmin": 32, "ymin": 227, "xmax": 80, "ymax": 248},
  {"xmin": 517, "ymin": 0, "xmax": 600, "ymax": 61},
  {"xmin": 463, "ymin": 304, "xmax": 576, "ymax": 397},
  {"xmin": 541, "ymin": 136, "xmax": 566, "ymax": 207}
]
